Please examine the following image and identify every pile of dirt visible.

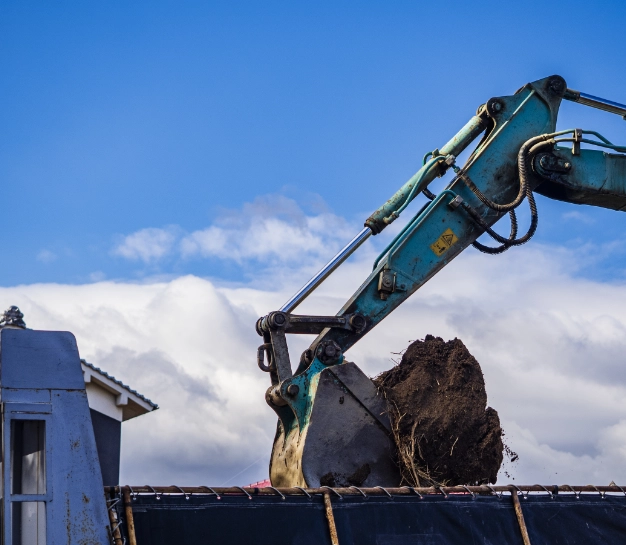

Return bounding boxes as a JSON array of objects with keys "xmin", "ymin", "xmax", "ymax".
[{"xmin": 374, "ymin": 335, "xmax": 503, "ymax": 486}]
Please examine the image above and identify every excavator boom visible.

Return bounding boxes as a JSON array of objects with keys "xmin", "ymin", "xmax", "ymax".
[{"xmin": 256, "ymin": 75, "xmax": 626, "ymax": 487}]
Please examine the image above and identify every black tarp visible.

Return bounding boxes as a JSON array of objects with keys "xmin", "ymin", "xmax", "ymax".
[{"xmin": 123, "ymin": 492, "xmax": 626, "ymax": 544}]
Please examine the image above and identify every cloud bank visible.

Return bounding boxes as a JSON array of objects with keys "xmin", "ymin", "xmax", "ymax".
[
  {"xmin": 112, "ymin": 195, "xmax": 355, "ymax": 274},
  {"xmin": 112, "ymin": 227, "xmax": 178, "ymax": 263},
  {"xmin": 5, "ymin": 195, "xmax": 626, "ymax": 486}
]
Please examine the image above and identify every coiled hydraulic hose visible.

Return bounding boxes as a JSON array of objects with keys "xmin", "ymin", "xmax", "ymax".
[
  {"xmin": 421, "ymin": 128, "xmax": 624, "ymax": 255},
  {"xmin": 464, "ymin": 136, "xmax": 559, "ymax": 252},
  {"xmin": 422, "ymin": 135, "xmax": 547, "ymax": 253},
  {"xmin": 456, "ymin": 134, "xmax": 553, "ymax": 213}
]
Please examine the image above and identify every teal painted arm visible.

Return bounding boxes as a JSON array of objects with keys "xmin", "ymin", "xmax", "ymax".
[
  {"xmin": 534, "ymin": 147, "xmax": 626, "ymax": 210},
  {"xmin": 258, "ymin": 75, "xmax": 626, "ymax": 488},
  {"xmin": 311, "ymin": 76, "xmax": 566, "ymax": 353}
]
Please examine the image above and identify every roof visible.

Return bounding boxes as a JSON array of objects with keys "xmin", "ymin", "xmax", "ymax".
[{"xmin": 81, "ymin": 359, "xmax": 158, "ymax": 421}]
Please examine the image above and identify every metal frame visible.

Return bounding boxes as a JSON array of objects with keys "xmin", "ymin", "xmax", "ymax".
[
  {"xmin": 3, "ymin": 402, "xmax": 53, "ymax": 545},
  {"xmin": 107, "ymin": 484, "xmax": 626, "ymax": 497}
]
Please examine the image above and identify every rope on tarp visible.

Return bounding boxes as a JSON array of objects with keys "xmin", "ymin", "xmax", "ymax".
[
  {"xmin": 510, "ymin": 486, "xmax": 531, "ymax": 545},
  {"xmin": 323, "ymin": 491, "xmax": 340, "ymax": 545}
]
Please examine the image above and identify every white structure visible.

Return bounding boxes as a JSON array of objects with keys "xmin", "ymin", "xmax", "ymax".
[
  {"xmin": 82, "ymin": 360, "xmax": 157, "ymax": 421},
  {"xmin": 82, "ymin": 360, "xmax": 158, "ymax": 485}
]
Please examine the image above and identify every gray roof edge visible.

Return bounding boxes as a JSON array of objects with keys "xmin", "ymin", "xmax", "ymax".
[{"xmin": 81, "ymin": 359, "xmax": 159, "ymax": 410}]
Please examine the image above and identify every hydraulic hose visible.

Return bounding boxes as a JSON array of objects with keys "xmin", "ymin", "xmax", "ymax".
[
  {"xmin": 455, "ymin": 134, "xmax": 552, "ymax": 213},
  {"xmin": 427, "ymin": 128, "xmax": 623, "ymax": 256},
  {"xmin": 383, "ymin": 156, "xmax": 448, "ymax": 224},
  {"xmin": 461, "ymin": 134, "xmax": 549, "ymax": 253},
  {"xmin": 464, "ymin": 187, "xmax": 538, "ymax": 251},
  {"xmin": 471, "ymin": 210, "xmax": 518, "ymax": 255}
]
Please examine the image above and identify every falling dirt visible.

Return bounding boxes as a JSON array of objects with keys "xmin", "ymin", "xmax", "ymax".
[
  {"xmin": 501, "ymin": 438, "xmax": 520, "ymax": 480},
  {"xmin": 374, "ymin": 335, "xmax": 504, "ymax": 486}
]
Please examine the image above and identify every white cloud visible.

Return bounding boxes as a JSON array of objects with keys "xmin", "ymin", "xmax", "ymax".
[
  {"xmin": 89, "ymin": 271, "xmax": 106, "ymax": 282},
  {"xmin": 0, "ymin": 276, "xmax": 272, "ymax": 485},
  {"xmin": 37, "ymin": 249, "xmax": 57, "ymax": 263},
  {"xmin": 112, "ymin": 227, "xmax": 177, "ymax": 263},
  {"xmin": 111, "ymin": 195, "xmax": 354, "ymax": 273},
  {"xmin": 180, "ymin": 194, "xmax": 353, "ymax": 264},
  {"xmin": 562, "ymin": 210, "xmax": 595, "ymax": 224},
  {"xmin": 5, "ymin": 202, "xmax": 626, "ymax": 487}
]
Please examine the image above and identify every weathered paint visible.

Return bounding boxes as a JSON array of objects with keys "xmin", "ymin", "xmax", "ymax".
[
  {"xmin": 314, "ymin": 75, "xmax": 564, "ymax": 353},
  {"xmin": 269, "ymin": 358, "xmax": 398, "ymax": 487},
  {"xmin": 264, "ymin": 74, "xmax": 626, "ymax": 493},
  {"xmin": 1, "ymin": 329, "xmax": 110, "ymax": 544},
  {"xmin": 266, "ymin": 75, "xmax": 568, "ymax": 487},
  {"xmin": 535, "ymin": 147, "xmax": 626, "ymax": 210},
  {"xmin": 365, "ymin": 114, "xmax": 488, "ymax": 233}
]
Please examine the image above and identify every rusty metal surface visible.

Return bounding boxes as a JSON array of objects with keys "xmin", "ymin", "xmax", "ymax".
[
  {"xmin": 123, "ymin": 487, "xmax": 138, "ymax": 545},
  {"xmin": 269, "ymin": 327, "xmax": 293, "ymax": 382},
  {"xmin": 107, "ymin": 492, "xmax": 124, "ymax": 545},
  {"xmin": 510, "ymin": 487, "xmax": 532, "ymax": 545},
  {"xmin": 1, "ymin": 329, "xmax": 111, "ymax": 545},
  {"xmin": 323, "ymin": 492, "xmax": 340, "ymax": 545},
  {"xmin": 315, "ymin": 76, "xmax": 566, "ymax": 356},
  {"xmin": 109, "ymin": 484, "xmax": 626, "ymax": 497}
]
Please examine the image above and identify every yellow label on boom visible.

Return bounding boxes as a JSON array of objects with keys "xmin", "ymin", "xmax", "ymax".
[{"xmin": 430, "ymin": 228, "xmax": 458, "ymax": 256}]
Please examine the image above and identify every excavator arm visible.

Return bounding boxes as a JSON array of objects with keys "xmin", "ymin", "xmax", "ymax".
[{"xmin": 255, "ymin": 75, "xmax": 626, "ymax": 487}]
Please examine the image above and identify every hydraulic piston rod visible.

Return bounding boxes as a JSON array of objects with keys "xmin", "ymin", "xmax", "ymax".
[
  {"xmin": 564, "ymin": 88, "xmax": 626, "ymax": 119},
  {"xmin": 280, "ymin": 114, "xmax": 490, "ymax": 313},
  {"xmin": 280, "ymin": 227, "xmax": 372, "ymax": 313}
]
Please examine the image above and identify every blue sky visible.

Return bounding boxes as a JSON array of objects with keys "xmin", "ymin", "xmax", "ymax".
[
  {"xmin": 3, "ymin": 1, "xmax": 626, "ymax": 486},
  {"xmin": 2, "ymin": 0, "xmax": 626, "ymax": 285}
]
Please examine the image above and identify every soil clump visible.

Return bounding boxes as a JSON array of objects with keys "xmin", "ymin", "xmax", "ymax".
[{"xmin": 374, "ymin": 335, "xmax": 503, "ymax": 486}]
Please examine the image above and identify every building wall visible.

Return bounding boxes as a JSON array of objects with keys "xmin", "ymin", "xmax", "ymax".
[
  {"xmin": 85, "ymin": 381, "xmax": 123, "ymax": 421},
  {"xmin": 90, "ymin": 409, "xmax": 121, "ymax": 486}
]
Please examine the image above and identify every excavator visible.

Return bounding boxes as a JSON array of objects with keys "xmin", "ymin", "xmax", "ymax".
[
  {"xmin": 1, "ymin": 74, "xmax": 625, "ymax": 544},
  {"xmin": 255, "ymin": 75, "xmax": 626, "ymax": 488}
]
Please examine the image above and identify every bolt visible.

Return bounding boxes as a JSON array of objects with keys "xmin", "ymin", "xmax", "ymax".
[
  {"xmin": 317, "ymin": 340, "xmax": 342, "ymax": 364},
  {"xmin": 273, "ymin": 313, "xmax": 286, "ymax": 325},
  {"xmin": 492, "ymin": 102, "xmax": 501, "ymax": 112},
  {"xmin": 549, "ymin": 78, "xmax": 565, "ymax": 95},
  {"xmin": 286, "ymin": 384, "xmax": 300, "ymax": 397},
  {"xmin": 564, "ymin": 162, "xmax": 571, "ymax": 169},
  {"xmin": 349, "ymin": 314, "xmax": 366, "ymax": 331}
]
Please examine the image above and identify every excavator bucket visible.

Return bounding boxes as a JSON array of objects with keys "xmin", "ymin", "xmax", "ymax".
[
  {"xmin": 268, "ymin": 359, "xmax": 400, "ymax": 487},
  {"xmin": 257, "ymin": 312, "xmax": 401, "ymax": 487}
]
